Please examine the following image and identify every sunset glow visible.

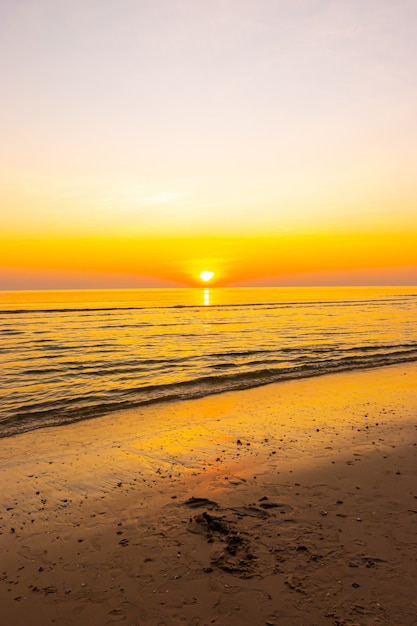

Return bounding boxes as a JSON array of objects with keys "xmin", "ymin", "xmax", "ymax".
[
  {"xmin": 0, "ymin": 1, "xmax": 416, "ymax": 289},
  {"xmin": 200, "ymin": 271, "xmax": 214, "ymax": 283}
]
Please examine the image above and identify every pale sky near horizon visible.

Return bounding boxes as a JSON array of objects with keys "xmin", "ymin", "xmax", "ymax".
[{"xmin": 1, "ymin": 0, "xmax": 416, "ymax": 288}]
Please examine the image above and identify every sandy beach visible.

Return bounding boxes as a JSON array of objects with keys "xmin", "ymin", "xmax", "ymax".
[{"xmin": 1, "ymin": 363, "xmax": 417, "ymax": 626}]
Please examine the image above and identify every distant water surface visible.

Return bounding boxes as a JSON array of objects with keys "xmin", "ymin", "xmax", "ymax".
[{"xmin": 1, "ymin": 286, "xmax": 416, "ymax": 438}]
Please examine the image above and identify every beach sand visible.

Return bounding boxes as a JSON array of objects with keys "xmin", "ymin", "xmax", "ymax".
[{"xmin": 1, "ymin": 363, "xmax": 417, "ymax": 626}]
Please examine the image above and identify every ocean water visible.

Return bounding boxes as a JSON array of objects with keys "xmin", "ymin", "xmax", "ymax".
[{"xmin": 1, "ymin": 286, "xmax": 416, "ymax": 438}]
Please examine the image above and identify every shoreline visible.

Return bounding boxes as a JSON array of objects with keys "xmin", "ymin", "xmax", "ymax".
[
  {"xmin": 3, "ymin": 356, "xmax": 417, "ymax": 440},
  {"xmin": 1, "ymin": 363, "xmax": 417, "ymax": 625}
]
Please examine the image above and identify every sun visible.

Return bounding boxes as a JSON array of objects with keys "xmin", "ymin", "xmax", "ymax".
[{"xmin": 200, "ymin": 270, "xmax": 214, "ymax": 283}]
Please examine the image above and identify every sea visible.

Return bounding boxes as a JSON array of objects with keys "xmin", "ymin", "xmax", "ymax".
[{"xmin": 1, "ymin": 286, "xmax": 416, "ymax": 439}]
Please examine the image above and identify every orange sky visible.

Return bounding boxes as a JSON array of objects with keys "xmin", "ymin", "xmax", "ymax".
[
  {"xmin": 1, "ymin": 231, "xmax": 416, "ymax": 288},
  {"xmin": 1, "ymin": 1, "xmax": 416, "ymax": 289}
]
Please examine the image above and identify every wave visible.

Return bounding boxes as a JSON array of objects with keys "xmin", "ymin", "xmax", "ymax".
[
  {"xmin": 2, "ymin": 348, "xmax": 417, "ymax": 439},
  {"xmin": 11, "ymin": 342, "xmax": 417, "ymax": 378},
  {"xmin": 1, "ymin": 293, "xmax": 416, "ymax": 316}
]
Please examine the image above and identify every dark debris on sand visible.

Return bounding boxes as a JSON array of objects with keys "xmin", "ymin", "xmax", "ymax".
[{"xmin": 187, "ymin": 506, "xmax": 260, "ymax": 578}]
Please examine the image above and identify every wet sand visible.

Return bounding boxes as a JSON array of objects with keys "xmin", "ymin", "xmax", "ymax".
[{"xmin": 1, "ymin": 363, "xmax": 417, "ymax": 626}]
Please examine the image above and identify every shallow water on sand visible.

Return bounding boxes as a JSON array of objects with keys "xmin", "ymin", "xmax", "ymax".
[{"xmin": 1, "ymin": 286, "xmax": 416, "ymax": 437}]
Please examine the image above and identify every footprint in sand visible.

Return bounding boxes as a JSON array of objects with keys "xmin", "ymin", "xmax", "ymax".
[{"xmin": 182, "ymin": 497, "xmax": 219, "ymax": 510}]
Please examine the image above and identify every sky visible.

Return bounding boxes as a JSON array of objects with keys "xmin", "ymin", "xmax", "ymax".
[{"xmin": 1, "ymin": 0, "xmax": 416, "ymax": 288}]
